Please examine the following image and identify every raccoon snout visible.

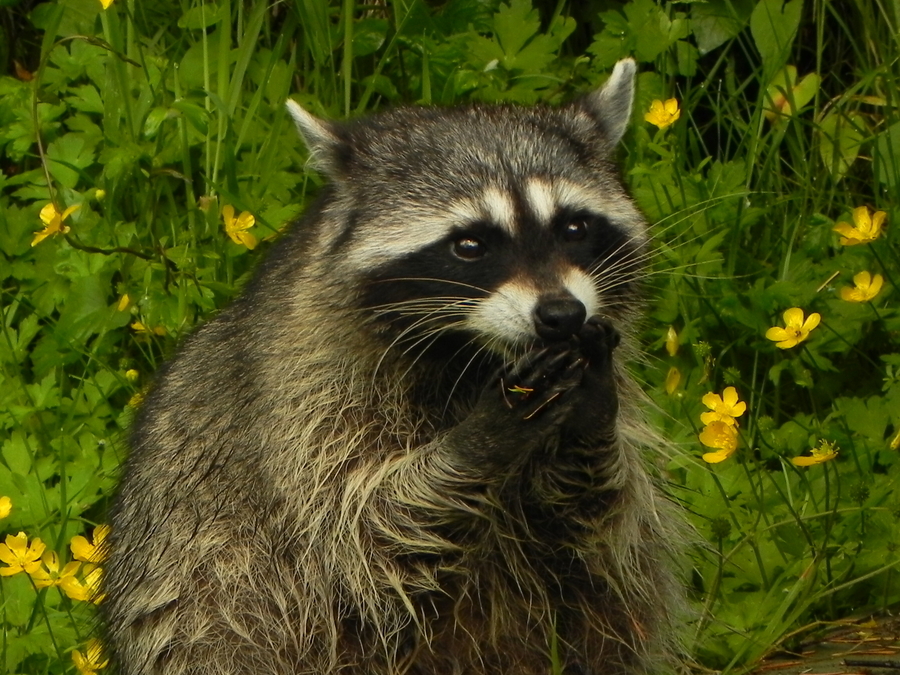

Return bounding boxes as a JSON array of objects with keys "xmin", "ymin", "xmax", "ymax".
[{"xmin": 533, "ymin": 295, "xmax": 587, "ymax": 342}]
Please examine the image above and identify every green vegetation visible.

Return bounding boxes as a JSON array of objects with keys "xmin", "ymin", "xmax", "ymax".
[{"xmin": 1, "ymin": 0, "xmax": 898, "ymax": 672}]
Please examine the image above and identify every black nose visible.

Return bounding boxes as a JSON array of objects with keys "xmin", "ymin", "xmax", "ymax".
[{"xmin": 533, "ymin": 296, "xmax": 586, "ymax": 342}]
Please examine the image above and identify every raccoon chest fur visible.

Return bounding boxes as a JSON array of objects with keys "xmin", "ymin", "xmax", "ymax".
[{"xmin": 103, "ymin": 58, "xmax": 684, "ymax": 675}]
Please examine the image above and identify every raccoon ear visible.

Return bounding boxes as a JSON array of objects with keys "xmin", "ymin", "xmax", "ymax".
[
  {"xmin": 581, "ymin": 58, "xmax": 637, "ymax": 146},
  {"xmin": 286, "ymin": 99, "xmax": 345, "ymax": 174}
]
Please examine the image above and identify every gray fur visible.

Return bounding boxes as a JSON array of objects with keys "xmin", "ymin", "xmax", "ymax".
[{"xmin": 103, "ymin": 58, "xmax": 684, "ymax": 675}]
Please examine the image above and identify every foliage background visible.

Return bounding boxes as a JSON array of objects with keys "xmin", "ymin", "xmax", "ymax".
[{"xmin": 0, "ymin": 0, "xmax": 898, "ymax": 672}]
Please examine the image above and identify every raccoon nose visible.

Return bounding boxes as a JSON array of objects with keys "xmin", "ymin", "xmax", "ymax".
[{"xmin": 533, "ymin": 296, "xmax": 587, "ymax": 342}]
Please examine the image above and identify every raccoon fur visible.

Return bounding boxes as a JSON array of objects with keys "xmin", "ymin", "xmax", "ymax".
[{"xmin": 103, "ymin": 58, "xmax": 684, "ymax": 675}]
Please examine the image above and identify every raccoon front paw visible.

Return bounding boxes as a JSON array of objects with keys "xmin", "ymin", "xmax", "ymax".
[
  {"xmin": 500, "ymin": 343, "xmax": 584, "ymax": 423},
  {"xmin": 564, "ymin": 316, "xmax": 620, "ymax": 441},
  {"xmin": 450, "ymin": 344, "xmax": 584, "ymax": 469}
]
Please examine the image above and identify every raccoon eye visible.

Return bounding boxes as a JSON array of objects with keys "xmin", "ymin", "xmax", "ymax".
[
  {"xmin": 562, "ymin": 219, "xmax": 589, "ymax": 242},
  {"xmin": 452, "ymin": 236, "xmax": 486, "ymax": 260}
]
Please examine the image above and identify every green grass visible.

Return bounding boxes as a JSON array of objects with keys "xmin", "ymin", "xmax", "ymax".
[{"xmin": 0, "ymin": 0, "xmax": 899, "ymax": 672}]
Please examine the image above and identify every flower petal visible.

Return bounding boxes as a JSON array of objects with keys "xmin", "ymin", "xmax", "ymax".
[
  {"xmin": 801, "ymin": 312, "xmax": 821, "ymax": 332},
  {"xmin": 39, "ymin": 203, "xmax": 60, "ymax": 226},
  {"xmin": 852, "ymin": 205, "xmax": 871, "ymax": 228},
  {"xmin": 869, "ymin": 274, "xmax": 884, "ymax": 296},
  {"xmin": 701, "ymin": 392, "xmax": 722, "ymax": 410},
  {"xmin": 791, "ymin": 455, "xmax": 818, "ymax": 466},
  {"xmin": 783, "ymin": 307, "xmax": 804, "ymax": 328},
  {"xmin": 222, "ymin": 205, "xmax": 235, "ymax": 228},
  {"xmin": 702, "ymin": 449, "xmax": 732, "ymax": 463}
]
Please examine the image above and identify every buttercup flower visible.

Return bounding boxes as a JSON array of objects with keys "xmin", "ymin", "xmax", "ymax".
[
  {"xmin": 645, "ymin": 99, "xmax": 680, "ymax": 129},
  {"xmin": 765, "ymin": 307, "xmax": 821, "ymax": 349},
  {"xmin": 30, "ymin": 550, "xmax": 88, "ymax": 600},
  {"xmin": 833, "ymin": 206, "xmax": 886, "ymax": 246},
  {"xmin": 665, "ymin": 367, "xmax": 681, "ymax": 395},
  {"xmin": 71, "ymin": 524, "xmax": 111, "ymax": 564},
  {"xmin": 840, "ymin": 271, "xmax": 884, "ymax": 303},
  {"xmin": 0, "ymin": 532, "xmax": 46, "ymax": 576},
  {"xmin": 700, "ymin": 387, "xmax": 747, "ymax": 426},
  {"xmin": 223, "ymin": 205, "xmax": 258, "ymax": 249},
  {"xmin": 72, "ymin": 639, "xmax": 109, "ymax": 675},
  {"xmin": 0, "ymin": 496, "xmax": 10, "ymax": 519},
  {"xmin": 99, "ymin": 0, "xmax": 114, "ymax": 8},
  {"xmin": 665, "ymin": 326, "xmax": 679, "ymax": 356},
  {"xmin": 82, "ymin": 564, "xmax": 105, "ymax": 604},
  {"xmin": 32, "ymin": 202, "xmax": 80, "ymax": 246},
  {"xmin": 699, "ymin": 421, "xmax": 739, "ymax": 464},
  {"xmin": 131, "ymin": 321, "xmax": 166, "ymax": 336},
  {"xmin": 791, "ymin": 439, "xmax": 838, "ymax": 466},
  {"xmin": 117, "ymin": 294, "xmax": 131, "ymax": 311}
]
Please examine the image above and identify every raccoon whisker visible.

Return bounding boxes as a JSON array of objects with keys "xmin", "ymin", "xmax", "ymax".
[
  {"xmin": 650, "ymin": 191, "xmax": 752, "ymax": 237},
  {"xmin": 368, "ymin": 277, "xmax": 491, "ymax": 296},
  {"xmin": 393, "ymin": 321, "xmax": 472, "ymax": 387},
  {"xmin": 367, "ymin": 297, "xmax": 479, "ymax": 318},
  {"xmin": 370, "ymin": 303, "xmax": 474, "ymax": 384},
  {"xmin": 441, "ymin": 340, "xmax": 495, "ymax": 419}
]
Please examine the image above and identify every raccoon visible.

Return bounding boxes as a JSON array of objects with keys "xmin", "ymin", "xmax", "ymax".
[{"xmin": 103, "ymin": 58, "xmax": 683, "ymax": 675}]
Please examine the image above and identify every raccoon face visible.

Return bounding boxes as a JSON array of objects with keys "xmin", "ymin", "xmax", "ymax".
[{"xmin": 287, "ymin": 60, "xmax": 645, "ymax": 357}]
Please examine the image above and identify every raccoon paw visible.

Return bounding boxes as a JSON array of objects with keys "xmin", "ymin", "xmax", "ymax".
[
  {"xmin": 500, "ymin": 342, "xmax": 584, "ymax": 422},
  {"xmin": 451, "ymin": 344, "xmax": 585, "ymax": 469},
  {"xmin": 564, "ymin": 316, "xmax": 620, "ymax": 441}
]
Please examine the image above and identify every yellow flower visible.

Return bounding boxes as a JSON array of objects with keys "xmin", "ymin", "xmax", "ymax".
[
  {"xmin": 840, "ymin": 271, "xmax": 884, "ymax": 303},
  {"xmin": 833, "ymin": 206, "xmax": 886, "ymax": 246},
  {"xmin": 664, "ymin": 326, "xmax": 679, "ymax": 356},
  {"xmin": 125, "ymin": 369, "xmax": 140, "ymax": 381},
  {"xmin": 131, "ymin": 321, "xmax": 166, "ymax": 336},
  {"xmin": 72, "ymin": 639, "xmax": 109, "ymax": 675},
  {"xmin": 127, "ymin": 392, "xmax": 145, "ymax": 408},
  {"xmin": 700, "ymin": 386, "xmax": 747, "ymax": 426},
  {"xmin": 32, "ymin": 202, "xmax": 80, "ymax": 246},
  {"xmin": 117, "ymin": 294, "xmax": 131, "ymax": 311},
  {"xmin": 765, "ymin": 307, "xmax": 821, "ymax": 349},
  {"xmin": 664, "ymin": 367, "xmax": 681, "ymax": 395},
  {"xmin": 644, "ymin": 99, "xmax": 680, "ymax": 129},
  {"xmin": 699, "ymin": 421, "xmax": 739, "ymax": 464},
  {"xmin": 223, "ymin": 205, "xmax": 257, "ymax": 249},
  {"xmin": 82, "ymin": 564, "xmax": 106, "ymax": 604},
  {"xmin": 71, "ymin": 524, "xmax": 111, "ymax": 564},
  {"xmin": 0, "ymin": 496, "xmax": 10, "ymax": 519},
  {"xmin": 30, "ymin": 550, "xmax": 88, "ymax": 600},
  {"xmin": 0, "ymin": 532, "xmax": 46, "ymax": 576},
  {"xmin": 791, "ymin": 439, "xmax": 839, "ymax": 466},
  {"xmin": 98, "ymin": 0, "xmax": 114, "ymax": 9}
]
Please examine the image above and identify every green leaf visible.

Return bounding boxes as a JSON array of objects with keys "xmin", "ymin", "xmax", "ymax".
[
  {"xmin": 750, "ymin": 0, "xmax": 802, "ymax": 79},
  {"xmin": 874, "ymin": 120, "xmax": 900, "ymax": 188},
  {"xmin": 493, "ymin": 0, "xmax": 541, "ymax": 63},
  {"xmin": 179, "ymin": 3, "xmax": 224, "ymax": 30},
  {"xmin": 818, "ymin": 112, "xmax": 865, "ymax": 179},
  {"xmin": 171, "ymin": 99, "xmax": 210, "ymax": 136},
  {"xmin": 691, "ymin": 0, "xmax": 754, "ymax": 54},
  {"xmin": 2, "ymin": 431, "xmax": 33, "ymax": 474},
  {"xmin": 352, "ymin": 18, "xmax": 388, "ymax": 58},
  {"xmin": 46, "ymin": 133, "xmax": 96, "ymax": 189}
]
